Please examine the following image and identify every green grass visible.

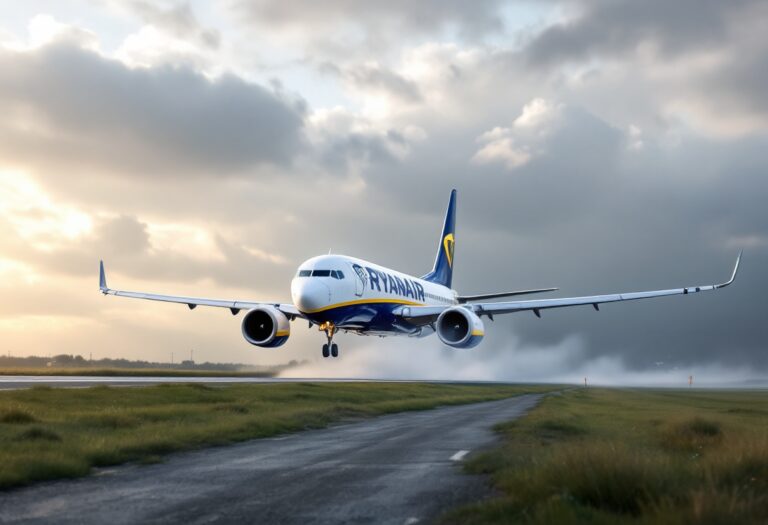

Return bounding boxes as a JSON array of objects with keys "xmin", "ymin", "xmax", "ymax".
[
  {"xmin": 0, "ymin": 382, "xmax": 548, "ymax": 489},
  {"xmin": 443, "ymin": 388, "xmax": 768, "ymax": 525},
  {"xmin": 0, "ymin": 367, "xmax": 275, "ymax": 377}
]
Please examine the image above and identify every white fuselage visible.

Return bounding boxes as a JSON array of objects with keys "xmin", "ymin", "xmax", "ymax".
[{"xmin": 290, "ymin": 254, "xmax": 457, "ymax": 336}]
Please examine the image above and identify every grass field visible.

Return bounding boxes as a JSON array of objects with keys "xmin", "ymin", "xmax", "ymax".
[
  {"xmin": 444, "ymin": 388, "xmax": 768, "ymax": 524},
  {"xmin": 0, "ymin": 382, "xmax": 547, "ymax": 489},
  {"xmin": 0, "ymin": 367, "xmax": 274, "ymax": 377}
]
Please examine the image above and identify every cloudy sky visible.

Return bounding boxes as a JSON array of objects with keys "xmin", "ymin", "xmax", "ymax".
[{"xmin": 1, "ymin": 1, "xmax": 766, "ymax": 384}]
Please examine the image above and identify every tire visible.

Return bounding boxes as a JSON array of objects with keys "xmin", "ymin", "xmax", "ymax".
[
  {"xmin": 331, "ymin": 343, "xmax": 339, "ymax": 358},
  {"xmin": 322, "ymin": 344, "xmax": 329, "ymax": 358}
]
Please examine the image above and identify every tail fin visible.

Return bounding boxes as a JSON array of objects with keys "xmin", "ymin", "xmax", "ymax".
[{"xmin": 422, "ymin": 189, "xmax": 457, "ymax": 288}]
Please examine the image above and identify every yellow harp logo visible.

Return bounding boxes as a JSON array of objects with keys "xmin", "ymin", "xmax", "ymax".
[{"xmin": 443, "ymin": 233, "xmax": 455, "ymax": 268}]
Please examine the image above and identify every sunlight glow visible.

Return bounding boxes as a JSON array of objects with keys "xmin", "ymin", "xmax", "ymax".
[{"xmin": 0, "ymin": 170, "xmax": 94, "ymax": 248}]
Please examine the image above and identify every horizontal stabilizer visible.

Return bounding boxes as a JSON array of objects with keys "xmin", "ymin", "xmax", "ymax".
[{"xmin": 457, "ymin": 287, "xmax": 558, "ymax": 303}]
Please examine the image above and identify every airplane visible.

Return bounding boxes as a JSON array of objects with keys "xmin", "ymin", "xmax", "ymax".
[{"xmin": 99, "ymin": 189, "xmax": 741, "ymax": 358}]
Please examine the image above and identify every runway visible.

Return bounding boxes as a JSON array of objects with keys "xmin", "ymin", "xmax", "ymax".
[{"xmin": 0, "ymin": 394, "xmax": 542, "ymax": 524}]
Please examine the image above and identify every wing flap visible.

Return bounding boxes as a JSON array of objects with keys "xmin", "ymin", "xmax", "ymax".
[{"xmin": 457, "ymin": 287, "xmax": 558, "ymax": 303}]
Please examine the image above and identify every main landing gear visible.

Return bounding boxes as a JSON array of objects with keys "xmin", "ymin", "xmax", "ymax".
[{"xmin": 319, "ymin": 322, "xmax": 339, "ymax": 358}]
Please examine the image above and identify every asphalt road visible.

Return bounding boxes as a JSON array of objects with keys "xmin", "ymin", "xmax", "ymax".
[{"xmin": 0, "ymin": 394, "xmax": 542, "ymax": 525}]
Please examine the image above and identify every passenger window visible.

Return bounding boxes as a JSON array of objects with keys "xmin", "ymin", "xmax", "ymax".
[
  {"xmin": 312, "ymin": 270, "xmax": 331, "ymax": 277},
  {"xmin": 298, "ymin": 270, "xmax": 311, "ymax": 277}
]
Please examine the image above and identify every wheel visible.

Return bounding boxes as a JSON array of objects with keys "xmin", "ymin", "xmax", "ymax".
[
  {"xmin": 322, "ymin": 344, "xmax": 329, "ymax": 358},
  {"xmin": 331, "ymin": 343, "xmax": 338, "ymax": 358}
]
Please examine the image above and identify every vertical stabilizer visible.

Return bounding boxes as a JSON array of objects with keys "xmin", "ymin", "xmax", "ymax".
[{"xmin": 422, "ymin": 189, "xmax": 456, "ymax": 288}]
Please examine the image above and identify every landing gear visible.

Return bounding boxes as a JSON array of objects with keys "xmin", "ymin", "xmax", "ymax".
[
  {"xmin": 319, "ymin": 322, "xmax": 339, "ymax": 358},
  {"xmin": 321, "ymin": 341, "xmax": 339, "ymax": 358}
]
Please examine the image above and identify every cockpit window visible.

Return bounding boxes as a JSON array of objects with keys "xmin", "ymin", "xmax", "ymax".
[{"xmin": 302, "ymin": 269, "xmax": 345, "ymax": 278}]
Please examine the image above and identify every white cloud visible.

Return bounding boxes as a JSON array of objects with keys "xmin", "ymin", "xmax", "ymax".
[
  {"xmin": 115, "ymin": 25, "xmax": 208, "ymax": 69},
  {"xmin": 2, "ymin": 14, "xmax": 100, "ymax": 52},
  {"xmin": 0, "ymin": 258, "xmax": 39, "ymax": 284},
  {"xmin": 627, "ymin": 124, "xmax": 644, "ymax": 150},
  {"xmin": 146, "ymin": 222, "xmax": 227, "ymax": 262},
  {"xmin": 472, "ymin": 98, "xmax": 563, "ymax": 170},
  {"xmin": 472, "ymin": 135, "xmax": 531, "ymax": 169},
  {"xmin": 513, "ymin": 97, "xmax": 561, "ymax": 129}
]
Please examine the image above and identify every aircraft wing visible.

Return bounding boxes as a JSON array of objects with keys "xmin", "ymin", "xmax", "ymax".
[
  {"xmin": 398, "ymin": 252, "xmax": 741, "ymax": 322},
  {"xmin": 98, "ymin": 261, "xmax": 303, "ymax": 319}
]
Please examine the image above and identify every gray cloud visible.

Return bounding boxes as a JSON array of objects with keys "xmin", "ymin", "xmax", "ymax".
[
  {"xmin": 126, "ymin": 1, "xmax": 221, "ymax": 48},
  {"xmin": 0, "ymin": 42, "xmax": 306, "ymax": 178},
  {"xmin": 344, "ymin": 64, "xmax": 422, "ymax": 104},
  {"xmin": 233, "ymin": 0, "xmax": 507, "ymax": 39},
  {"xmin": 315, "ymin": 130, "xmax": 403, "ymax": 172},
  {"xmin": 525, "ymin": 0, "xmax": 757, "ymax": 66},
  {"xmin": 700, "ymin": 29, "xmax": 768, "ymax": 117},
  {"xmin": 520, "ymin": 0, "xmax": 768, "ymax": 128}
]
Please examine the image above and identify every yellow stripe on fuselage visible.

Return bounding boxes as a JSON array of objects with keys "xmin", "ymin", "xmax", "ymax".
[{"xmin": 300, "ymin": 298, "xmax": 427, "ymax": 314}]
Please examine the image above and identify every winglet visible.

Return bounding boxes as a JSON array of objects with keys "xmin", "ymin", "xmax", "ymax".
[
  {"xmin": 99, "ymin": 260, "xmax": 108, "ymax": 293},
  {"xmin": 716, "ymin": 251, "xmax": 742, "ymax": 289}
]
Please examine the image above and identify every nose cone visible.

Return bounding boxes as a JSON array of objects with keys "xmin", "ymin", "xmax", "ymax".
[{"xmin": 291, "ymin": 278, "xmax": 332, "ymax": 313}]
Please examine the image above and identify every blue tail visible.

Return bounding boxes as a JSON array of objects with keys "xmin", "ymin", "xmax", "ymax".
[{"xmin": 422, "ymin": 189, "xmax": 456, "ymax": 288}]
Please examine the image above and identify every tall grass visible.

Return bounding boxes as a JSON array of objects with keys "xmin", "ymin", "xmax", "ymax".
[
  {"xmin": 444, "ymin": 388, "xmax": 768, "ymax": 524},
  {"xmin": 0, "ymin": 382, "xmax": 546, "ymax": 489},
  {"xmin": 0, "ymin": 409, "xmax": 36, "ymax": 424}
]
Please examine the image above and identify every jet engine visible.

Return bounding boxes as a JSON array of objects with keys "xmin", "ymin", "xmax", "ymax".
[
  {"xmin": 241, "ymin": 306, "xmax": 290, "ymax": 347},
  {"xmin": 436, "ymin": 307, "xmax": 484, "ymax": 348}
]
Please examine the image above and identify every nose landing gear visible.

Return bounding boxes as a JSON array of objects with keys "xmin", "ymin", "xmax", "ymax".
[{"xmin": 319, "ymin": 322, "xmax": 339, "ymax": 358}]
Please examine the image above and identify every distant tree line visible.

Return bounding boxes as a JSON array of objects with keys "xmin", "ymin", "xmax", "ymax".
[{"xmin": 0, "ymin": 354, "xmax": 303, "ymax": 372}]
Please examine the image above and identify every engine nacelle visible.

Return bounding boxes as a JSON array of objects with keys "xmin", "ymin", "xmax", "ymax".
[
  {"xmin": 241, "ymin": 306, "xmax": 290, "ymax": 347},
  {"xmin": 436, "ymin": 307, "xmax": 484, "ymax": 348}
]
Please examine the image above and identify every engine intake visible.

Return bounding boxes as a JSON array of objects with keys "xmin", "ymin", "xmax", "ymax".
[
  {"xmin": 436, "ymin": 307, "xmax": 484, "ymax": 348},
  {"xmin": 241, "ymin": 306, "xmax": 290, "ymax": 347}
]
